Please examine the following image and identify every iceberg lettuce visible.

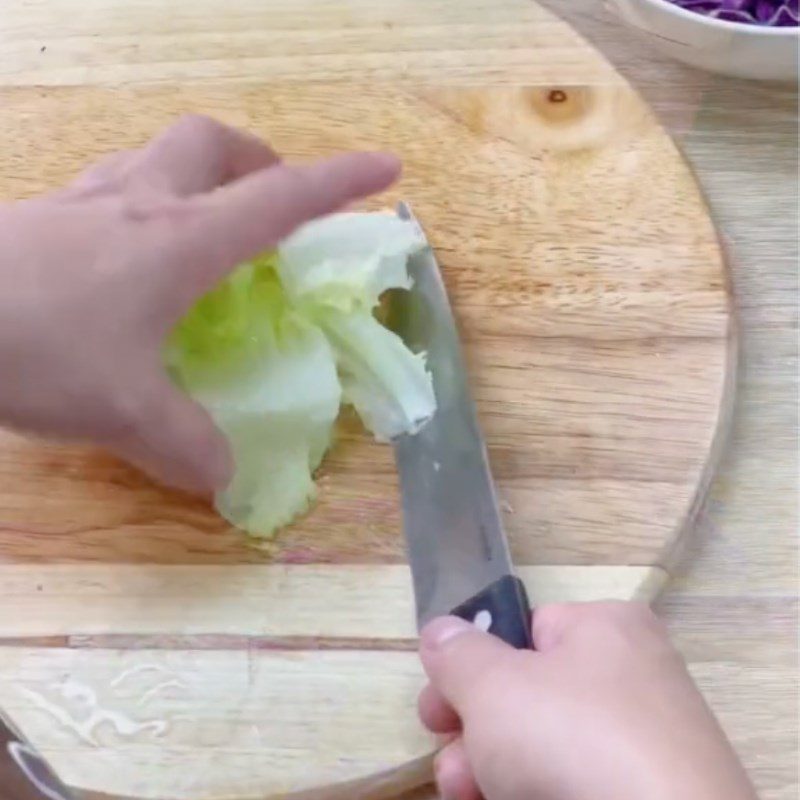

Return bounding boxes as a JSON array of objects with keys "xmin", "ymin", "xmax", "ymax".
[{"xmin": 165, "ymin": 212, "xmax": 436, "ymax": 537}]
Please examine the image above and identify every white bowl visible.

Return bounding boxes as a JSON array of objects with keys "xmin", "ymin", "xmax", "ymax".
[{"xmin": 607, "ymin": 0, "xmax": 799, "ymax": 81}]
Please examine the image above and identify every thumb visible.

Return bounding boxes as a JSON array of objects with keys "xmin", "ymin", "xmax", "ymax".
[
  {"xmin": 420, "ymin": 617, "xmax": 519, "ymax": 713},
  {"xmin": 114, "ymin": 378, "xmax": 233, "ymax": 495}
]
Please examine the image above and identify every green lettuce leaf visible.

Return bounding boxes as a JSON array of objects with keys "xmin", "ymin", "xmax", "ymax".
[
  {"xmin": 165, "ymin": 212, "xmax": 436, "ymax": 537},
  {"xmin": 277, "ymin": 212, "xmax": 418, "ymax": 311},
  {"xmin": 319, "ymin": 309, "xmax": 435, "ymax": 442}
]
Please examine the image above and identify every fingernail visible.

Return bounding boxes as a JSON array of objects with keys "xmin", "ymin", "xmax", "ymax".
[
  {"xmin": 421, "ymin": 616, "xmax": 474, "ymax": 650},
  {"xmin": 367, "ymin": 151, "xmax": 402, "ymax": 175}
]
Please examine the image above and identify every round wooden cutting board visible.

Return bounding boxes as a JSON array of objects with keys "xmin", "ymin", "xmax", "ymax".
[{"xmin": 0, "ymin": 1, "xmax": 734, "ymax": 798}]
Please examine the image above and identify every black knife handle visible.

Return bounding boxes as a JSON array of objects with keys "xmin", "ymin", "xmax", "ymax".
[{"xmin": 451, "ymin": 575, "xmax": 533, "ymax": 650}]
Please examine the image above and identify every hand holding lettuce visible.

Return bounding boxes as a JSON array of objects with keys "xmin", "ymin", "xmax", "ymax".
[{"xmin": 0, "ymin": 116, "xmax": 404, "ymax": 498}]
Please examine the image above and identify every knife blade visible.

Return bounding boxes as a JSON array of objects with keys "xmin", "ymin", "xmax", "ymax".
[{"xmin": 389, "ymin": 201, "xmax": 532, "ymax": 649}]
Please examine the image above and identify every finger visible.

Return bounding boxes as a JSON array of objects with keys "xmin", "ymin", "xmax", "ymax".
[
  {"xmin": 418, "ymin": 683, "xmax": 461, "ymax": 734},
  {"xmin": 419, "ymin": 617, "xmax": 522, "ymax": 713},
  {"xmin": 184, "ymin": 151, "xmax": 401, "ymax": 278},
  {"xmin": 114, "ymin": 377, "xmax": 233, "ymax": 494},
  {"xmin": 531, "ymin": 602, "xmax": 617, "ymax": 651},
  {"xmin": 530, "ymin": 603, "xmax": 581, "ymax": 652},
  {"xmin": 434, "ymin": 738, "xmax": 482, "ymax": 800},
  {"xmin": 135, "ymin": 115, "xmax": 279, "ymax": 196},
  {"xmin": 533, "ymin": 601, "xmax": 660, "ymax": 652}
]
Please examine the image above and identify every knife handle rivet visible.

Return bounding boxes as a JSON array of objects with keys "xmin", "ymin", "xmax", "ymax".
[{"xmin": 473, "ymin": 609, "xmax": 493, "ymax": 633}]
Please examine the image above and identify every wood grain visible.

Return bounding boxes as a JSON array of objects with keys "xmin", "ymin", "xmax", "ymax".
[
  {"xmin": 0, "ymin": 1, "xmax": 737, "ymax": 798},
  {"xmin": 0, "ymin": 82, "xmax": 731, "ymax": 570}
]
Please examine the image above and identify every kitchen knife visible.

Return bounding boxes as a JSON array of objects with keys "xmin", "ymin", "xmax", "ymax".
[{"xmin": 389, "ymin": 201, "xmax": 533, "ymax": 649}]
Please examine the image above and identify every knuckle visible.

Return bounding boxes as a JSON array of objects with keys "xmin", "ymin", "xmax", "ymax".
[
  {"xmin": 71, "ymin": 153, "xmax": 133, "ymax": 196},
  {"xmin": 172, "ymin": 113, "xmax": 225, "ymax": 148},
  {"xmin": 531, "ymin": 602, "xmax": 570, "ymax": 646},
  {"xmin": 280, "ymin": 163, "xmax": 315, "ymax": 194},
  {"xmin": 592, "ymin": 600, "xmax": 653, "ymax": 626},
  {"xmin": 582, "ymin": 602, "xmax": 669, "ymax": 651},
  {"xmin": 534, "ymin": 602, "xmax": 571, "ymax": 628},
  {"xmin": 119, "ymin": 187, "xmax": 192, "ymax": 226},
  {"xmin": 105, "ymin": 380, "xmax": 165, "ymax": 445}
]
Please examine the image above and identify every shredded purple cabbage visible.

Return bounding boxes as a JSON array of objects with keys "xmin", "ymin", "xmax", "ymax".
[{"xmin": 669, "ymin": 0, "xmax": 799, "ymax": 25}]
